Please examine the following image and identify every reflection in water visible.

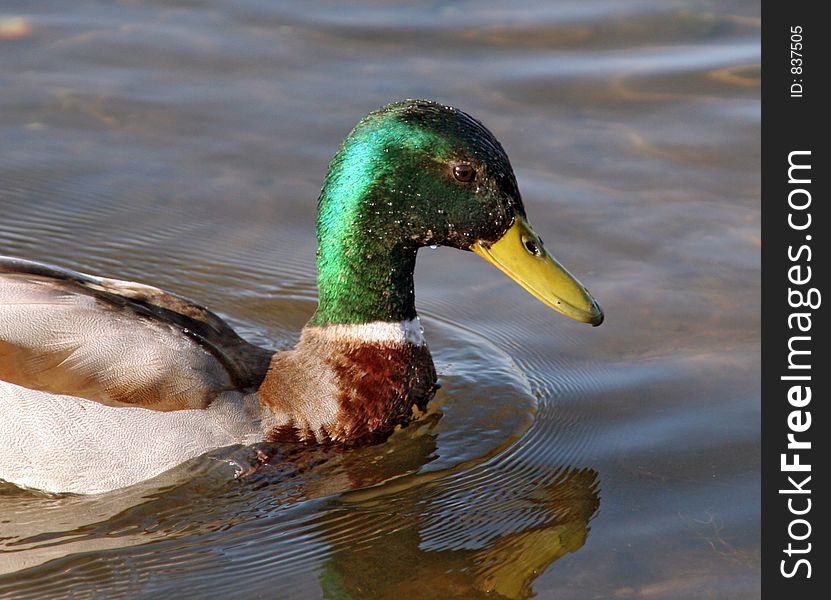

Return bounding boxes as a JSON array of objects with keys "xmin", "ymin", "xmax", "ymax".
[
  {"xmin": 1, "ymin": 416, "xmax": 598, "ymax": 600},
  {"xmin": 320, "ymin": 467, "xmax": 598, "ymax": 600}
]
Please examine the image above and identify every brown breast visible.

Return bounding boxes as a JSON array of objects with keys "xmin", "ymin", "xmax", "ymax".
[{"xmin": 258, "ymin": 327, "xmax": 438, "ymax": 445}]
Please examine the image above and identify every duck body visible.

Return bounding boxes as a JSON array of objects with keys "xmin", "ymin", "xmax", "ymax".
[
  {"xmin": 0, "ymin": 258, "xmax": 436, "ymax": 493},
  {"xmin": 1, "ymin": 100, "xmax": 602, "ymax": 494}
]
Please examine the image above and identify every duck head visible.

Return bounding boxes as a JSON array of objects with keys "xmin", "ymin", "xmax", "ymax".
[{"xmin": 311, "ymin": 99, "xmax": 603, "ymax": 327}]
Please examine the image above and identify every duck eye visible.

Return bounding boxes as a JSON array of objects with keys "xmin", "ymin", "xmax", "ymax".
[
  {"xmin": 453, "ymin": 164, "xmax": 476, "ymax": 182},
  {"xmin": 522, "ymin": 235, "xmax": 542, "ymax": 257}
]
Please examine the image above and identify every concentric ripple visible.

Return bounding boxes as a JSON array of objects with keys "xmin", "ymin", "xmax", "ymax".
[{"xmin": 0, "ymin": 295, "xmax": 601, "ymax": 599}]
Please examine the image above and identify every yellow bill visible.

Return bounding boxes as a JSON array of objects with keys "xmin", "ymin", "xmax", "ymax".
[{"xmin": 471, "ymin": 216, "xmax": 604, "ymax": 326}]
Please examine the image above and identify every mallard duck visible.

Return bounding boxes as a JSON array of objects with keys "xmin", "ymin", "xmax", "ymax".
[{"xmin": 0, "ymin": 100, "xmax": 603, "ymax": 494}]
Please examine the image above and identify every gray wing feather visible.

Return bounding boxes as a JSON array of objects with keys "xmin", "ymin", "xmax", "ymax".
[{"xmin": 0, "ymin": 256, "xmax": 271, "ymax": 410}]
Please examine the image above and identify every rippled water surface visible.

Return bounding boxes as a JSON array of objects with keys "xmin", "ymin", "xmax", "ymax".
[{"xmin": 0, "ymin": 1, "xmax": 759, "ymax": 598}]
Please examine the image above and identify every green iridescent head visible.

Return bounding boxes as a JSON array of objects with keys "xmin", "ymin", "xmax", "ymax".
[{"xmin": 310, "ymin": 99, "xmax": 603, "ymax": 327}]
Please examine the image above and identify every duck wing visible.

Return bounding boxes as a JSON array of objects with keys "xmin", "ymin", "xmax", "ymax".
[{"xmin": 0, "ymin": 256, "xmax": 272, "ymax": 411}]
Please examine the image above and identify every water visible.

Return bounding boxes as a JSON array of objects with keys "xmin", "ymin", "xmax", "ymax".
[{"xmin": 0, "ymin": 1, "xmax": 759, "ymax": 597}]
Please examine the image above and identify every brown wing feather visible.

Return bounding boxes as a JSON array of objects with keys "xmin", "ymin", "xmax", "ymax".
[{"xmin": 0, "ymin": 256, "xmax": 272, "ymax": 410}]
